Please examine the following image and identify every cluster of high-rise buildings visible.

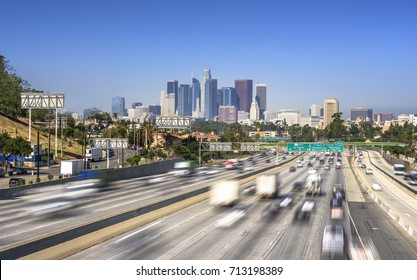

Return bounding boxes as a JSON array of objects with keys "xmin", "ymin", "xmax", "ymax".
[
  {"xmin": 159, "ymin": 69, "xmax": 267, "ymax": 124},
  {"xmin": 72, "ymin": 69, "xmax": 416, "ymax": 130}
]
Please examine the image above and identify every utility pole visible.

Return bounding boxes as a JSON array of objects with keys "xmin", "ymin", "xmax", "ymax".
[
  {"xmin": 37, "ymin": 131, "xmax": 40, "ymax": 181},
  {"xmin": 48, "ymin": 115, "xmax": 51, "ymax": 168}
]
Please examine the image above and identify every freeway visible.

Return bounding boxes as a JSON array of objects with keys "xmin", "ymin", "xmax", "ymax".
[
  {"xmin": 2, "ymin": 151, "xmax": 417, "ymax": 260},
  {"xmin": 0, "ymin": 152, "xmax": 289, "ymax": 258},
  {"xmin": 68, "ymin": 152, "xmax": 417, "ymax": 260}
]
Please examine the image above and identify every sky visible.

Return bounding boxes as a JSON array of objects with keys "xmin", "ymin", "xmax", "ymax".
[{"xmin": 1, "ymin": 0, "xmax": 417, "ymax": 116}]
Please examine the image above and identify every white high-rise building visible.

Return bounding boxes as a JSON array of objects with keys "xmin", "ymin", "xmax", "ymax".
[
  {"xmin": 160, "ymin": 91, "xmax": 176, "ymax": 116},
  {"xmin": 249, "ymin": 98, "xmax": 260, "ymax": 121},
  {"xmin": 310, "ymin": 104, "xmax": 321, "ymax": 117},
  {"xmin": 200, "ymin": 68, "xmax": 211, "ymax": 117}
]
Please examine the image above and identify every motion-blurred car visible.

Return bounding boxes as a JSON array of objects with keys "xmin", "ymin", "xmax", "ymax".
[
  {"xmin": 292, "ymin": 181, "xmax": 304, "ymax": 191},
  {"xmin": 330, "ymin": 197, "xmax": 343, "ymax": 208},
  {"xmin": 289, "ymin": 166, "xmax": 296, "ymax": 172},
  {"xmin": 335, "ymin": 162, "xmax": 341, "ymax": 169},
  {"xmin": 308, "ymin": 168, "xmax": 317, "ymax": 174},
  {"xmin": 371, "ymin": 183, "xmax": 382, "ymax": 191},
  {"xmin": 307, "ymin": 162, "xmax": 313, "ymax": 167},
  {"xmin": 321, "ymin": 225, "xmax": 346, "ymax": 259},
  {"xmin": 332, "ymin": 186, "xmax": 346, "ymax": 200},
  {"xmin": 324, "ymin": 165, "xmax": 330, "ymax": 170},
  {"xmin": 297, "ymin": 163, "xmax": 303, "ymax": 168},
  {"xmin": 279, "ymin": 196, "xmax": 293, "ymax": 207},
  {"xmin": 294, "ymin": 199, "xmax": 315, "ymax": 221},
  {"xmin": 366, "ymin": 168, "xmax": 373, "ymax": 175}
]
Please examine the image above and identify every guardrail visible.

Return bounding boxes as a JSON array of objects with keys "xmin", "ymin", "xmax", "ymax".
[{"xmin": 0, "ymin": 153, "xmax": 303, "ymax": 259}]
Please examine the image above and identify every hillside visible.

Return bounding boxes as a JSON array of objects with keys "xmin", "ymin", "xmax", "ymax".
[{"xmin": 0, "ymin": 113, "xmax": 82, "ymax": 161}]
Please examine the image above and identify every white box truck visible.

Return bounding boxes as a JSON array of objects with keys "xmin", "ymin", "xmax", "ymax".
[
  {"xmin": 209, "ymin": 180, "xmax": 240, "ymax": 207},
  {"xmin": 86, "ymin": 148, "xmax": 102, "ymax": 162},
  {"xmin": 61, "ymin": 159, "xmax": 84, "ymax": 177},
  {"xmin": 256, "ymin": 173, "xmax": 279, "ymax": 199}
]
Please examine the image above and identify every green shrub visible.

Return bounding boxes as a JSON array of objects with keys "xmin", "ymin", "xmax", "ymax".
[
  {"xmin": 47, "ymin": 174, "xmax": 53, "ymax": 180},
  {"xmin": 36, "ymin": 177, "xmax": 41, "ymax": 183}
]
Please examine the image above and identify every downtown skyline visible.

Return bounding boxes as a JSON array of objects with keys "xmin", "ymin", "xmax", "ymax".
[{"xmin": 1, "ymin": 0, "xmax": 417, "ymax": 115}]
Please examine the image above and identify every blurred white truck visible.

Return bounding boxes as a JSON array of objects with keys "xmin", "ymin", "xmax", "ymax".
[
  {"xmin": 256, "ymin": 173, "xmax": 280, "ymax": 199},
  {"xmin": 60, "ymin": 159, "xmax": 84, "ymax": 177},
  {"xmin": 306, "ymin": 174, "xmax": 322, "ymax": 196},
  {"xmin": 209, "ymin": 180, "xmax": 240, "ymax": 207}
]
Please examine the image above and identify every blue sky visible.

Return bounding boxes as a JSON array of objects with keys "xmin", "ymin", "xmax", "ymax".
[{"xmin": 1, "ymin": 0, "xmax": 417, "ymax": 115}]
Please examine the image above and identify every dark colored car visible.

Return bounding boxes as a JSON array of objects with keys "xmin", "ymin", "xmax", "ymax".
[
  {"xmin": 330, "ymin": 197, "xmax": 343, "ymax": 208},
  {"xmin": 332, "ymin": 186, "xmax": 346, "ymax": 200},
  {"xmin": 7, "ymin": 168, "xmax": 28, "ymax": 176},
  {"xmin": 307, "ymin": 162, "xmax": 313, "ymax": 167},
  {"xmin": 9, "ymin": 178, "xmax": 26, "ymax": 187},
  {"xmin": 289, "ymin": 166, "xmax": 296, "ymax": 172},
  {"xmin": 292, "ymin": 181, "xmax": 304, "ymax": 191}
]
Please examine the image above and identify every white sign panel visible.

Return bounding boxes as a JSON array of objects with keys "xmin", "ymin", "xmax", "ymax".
[
  {"xmin": 21, "ymin": 93, "xmax": 65, "ymax": 109},
  {"xmin": 93, "ymin": 138, "xmax": 128, "ymax": 149}
]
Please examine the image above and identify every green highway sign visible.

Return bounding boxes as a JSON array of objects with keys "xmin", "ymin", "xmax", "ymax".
[
  {"xmin": 311, "ymin": 143, "xmax": 325, "ymax": 152},
  {"xmin": 261, "ymin": 137, "xmax": 276, "ymax": 142},
  {"xmin": 287, "ymin": 142, "xmax": 344, "ymax": 152},
  {"xmin": 325, "ymin": 141, "xmax": 344, "ymax": 152},
  {"xmin": 287, "ymin": 142, "xmax": 311, "ymax": 152}
]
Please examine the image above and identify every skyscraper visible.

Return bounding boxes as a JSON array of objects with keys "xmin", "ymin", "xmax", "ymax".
[
  {"xmin": 323, "ymin": 98, "xmax": 339, "ymax": 127},
  {"xmin": 249, "ymin": 98, "xmax": 260, "ymax": 121},
  {"xmin": 203, "ymin": 78, "xmax": 218, "ymax": 119},
  {"xmin": 191, "ymin": 78, "xmax": 200, "ymax": 112},
  {"xmin": 310, "ymin": 104, "xmax": 321, "ymax": 117},
  {"xmin": 235, "ymin": 79, "xmax": 253, "ymax": 112},
  {"xmin": 160, "ymin": 91, "xmax": 175, "ymax": 116},
  {"xmin": 112, "ymin": 96, "xmax": 126, "ymax": 118},
  {"xmin": 222, "ymin": 87, "xmax": 238, "ymax": 107},
  {"xmin": 255, "ymin": 83, "xmax": 266, "ymax": 120},
  {"xmin": 178, "ymin": 84, "xmax": 192, "ymax": 116},
  {"xmin": 200, "ymin": 69, "xmax": 211, "ymax": 116},
  {"xmin": 167, "ymin": 80, "xmax": 178, "ymax": 111}
]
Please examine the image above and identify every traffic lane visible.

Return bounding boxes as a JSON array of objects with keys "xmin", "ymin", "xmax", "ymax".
[
  {"xmin": 356, "ymin": 156, "xmax": 417, "ymax": 234},
  {"xmin": 366, "ymin": 150, "xmax": 417, "ymax": 194},
  {"xmin": 66, "ymin": 162, "xmax": 336, "ymax": 260},
  {"xmin": 0, "ymin": 170, "xmax": 237, "ymax": 248},
  {"xmin": 349, "ymin": 156, "xmax": 417, "ymax": 259},
  {"xmin": 67, "ymin": 188, "xmax": 260, "ymax": 260},
  {"xmin": 348, "ymin": 198, "xmax": 417, "ymax": 259}
]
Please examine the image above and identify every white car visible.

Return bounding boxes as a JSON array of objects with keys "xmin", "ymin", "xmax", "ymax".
[
  {"xmin": 371, "ymin": 183, "xmax": 382, "ymax": 191},
  {"xmin": 366, "ymin": 168, "xmax": 373, "ymax": 175},
  {"xmin": 308, "ymin": 168, "xmax": 317, "ymax": 174},
  {"xmin": 297, "ymin": 163, "xmax": 304, "ymax": 168}
]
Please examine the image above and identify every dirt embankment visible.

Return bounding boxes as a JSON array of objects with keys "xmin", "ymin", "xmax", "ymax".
[{"xmin": 0, "ymin": 112, "xmax": 82, "ymax": 160}]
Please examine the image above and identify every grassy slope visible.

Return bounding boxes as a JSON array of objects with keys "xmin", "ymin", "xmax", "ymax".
[{"xmin": 0, "ymin": 114, "xmax": 82, "ymax": 160}]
